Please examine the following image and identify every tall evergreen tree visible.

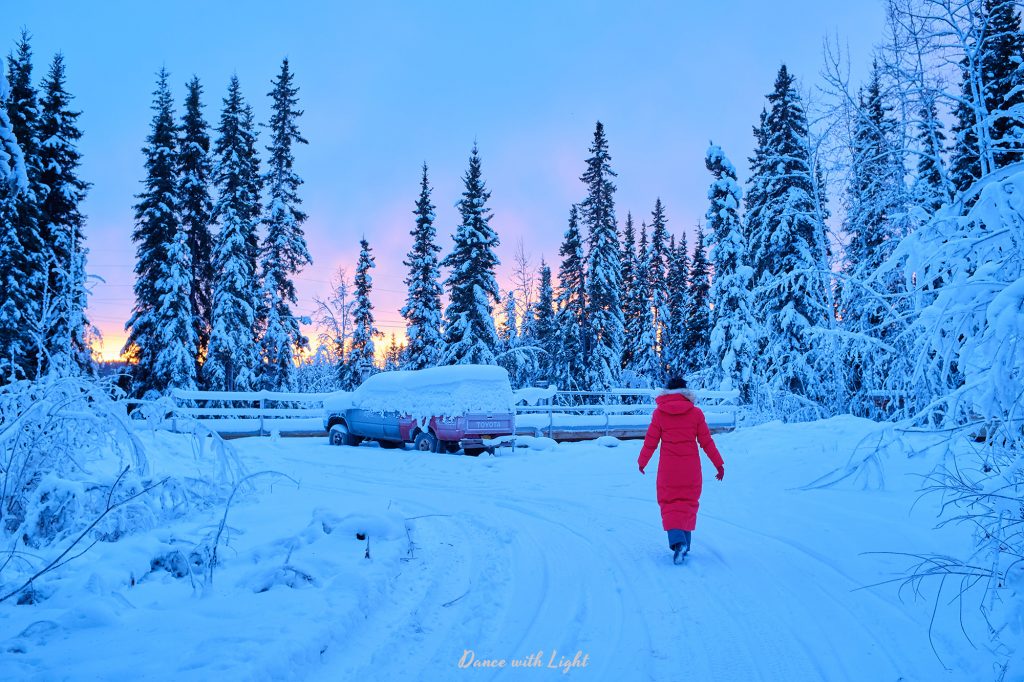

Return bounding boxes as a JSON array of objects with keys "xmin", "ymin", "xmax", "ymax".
[
  {"xmin": 259, "ymin": 58, "xmax": 311, "ymax": 390},
  {"xmin": 619, "ymin": 212, "xmax": 638, "ymax": 371},
  {"xmin": 580, "ymin": 121, "xmax": 623, "ymax": 390},
  {"xmin": 983, "ymin": 0, "xmax": 1024, "ymax": 168},
  {"xmin": 0, "ymin": 61, "xmax": 32, "ymax": 382},
  {"xmin": 532, "ymin": 260, "xmax": 557, "ymax": 385},
  {"xmin": 178, "ymin": 76, "xmax": 214, "ymax": 378},
  {"xmin": 911, "ymin": 93, "xmax": 951, "ymax": 213},
  {"xmin": 401, "ymin": 164, "xmax": 443, "ymax": 369},
  {"xmin": 750, "ymin": 65, "xmax": 834, "ymax": 403},
  {"xmin": 705, "ymin": 144, "xmax": 755, "ymax": 397},
  {"xmin": 648, "ymin": 197, "xmax": 670, "ymax": 373},
  {"xmin": 151, "ymin": 215, "xmax": 197, "ymax": 391},
  {"xmin": 631, "ymin": 224, "xmax": 659, "ymax": 384},
  {"xmin": 844, "ymin": 63, "xmax": 906, "ymax": 282},
  {"xmin": 5, "ymin": 31, "xmax": 45, "ymax": 376},
  {"xmin": 745, "ymin": 108, "xmax": 770, "ymax": 286},
  {"xmin": 664, "ymin": 232, "xmax": 690, "ymax": 378},
  {"xmin": 205, "ymin": 75, "xmax": 261, "ymax": 392},
  {"xmin": 441, "ymin": 144, "xmax": 501, "ymax": 365},
  {"xmin": 684, "ymin": 224, "xmax": 712, "ymax": 374},
  {"xmin": 343, "ymin": 238, "xmax": 378, "ymax": 389},
  {"xmin": 124, "ymin": 69, "xmax": 180, "ymax": 395},
  {"xmin": 554, "ymin": 205, "xmax": 587, "ymax": 390},
  {"xmin": 37, "ymin": 54, "xmax": 92, "ymax": 376}
]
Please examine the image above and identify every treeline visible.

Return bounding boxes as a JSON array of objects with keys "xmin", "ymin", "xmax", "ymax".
[{"xmin": 0, "ymin": 31, "xmax": 91, "ymax": 382}]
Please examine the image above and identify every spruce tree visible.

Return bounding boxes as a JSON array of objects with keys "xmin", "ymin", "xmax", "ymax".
[
  {"xmin": 0, "ymin": 62, "xmax": 32, "ymax": 382},
  {"xmin": 844, "ymin": 63, "xmax": 905, "ymax": 281},
  {"xmin": 532, "ymin": 260, "xmax": 557, "ymax": 385},
  {"xmin": 554, "ymin": 205, "xmax": 587, "ymax": 390},
  {"xmin": 631, "ymin": 224, "xmax": 659, "ymax": 384},
  {"xmin": 5, "ymin": 32, "xmax": 45, "ymax": 376},
  {"xmin": 664, "ymin": 232, "xmax": 690, "ymax": 378},
  {"xmin": 619, "ymin": 212, "xmax": 637, "ymax": 371},
  {"xmin": 36, "ymin": 54, "xmax": 92, "ymax": 376},
  {"xmin": 983, "ymin": 0, "xmax": 1024, "ymax": 168},
  {"xmin": 949, "ymin": 67, "xmax": 983, "ymax": 195},
  {"xmin": 441, "ymin": 144, "xmax": 501, "ymax": 365},
  {"xmin": 151, "ymin": 217, "xmax": 197, "ymax": 391},
  {"xmin": 745, "ymin": 108, "xmax": 770, "ymax": 287},
  {"xmin": 383, "ymin": 333, "xmax": 403, "ymax": 371},
  {"xmin": 648, "ymin": 197, "xmax": 670, "ymax": 373},
  {"xmin": 124, "ymin": 69, "xmax": 179, "ymax": 395},
  {"xmin": 705, "ymin": 144, "xmax": 755, "ymax": 397},
  {"xmin": 912, "ymin": 93, "xmax": 951, "ymax": 213},
  {"xmin": 751, "ymin": 65, "xmax": 834, "ymax": 402},
  {"xmin": 344, "ymin": 237, "xmax": 378, "ymax": 389},
  {"xmin": 580, "ymin": 122, "xmax": 622, "ymax": 390},
  {"xmin": 684, "ymin": 224, "xmax": 712, "ymax": 374},
  {"xmin": 401, "ymin": 163, "xmax": 443, "ymax": 369},
  {"xmin": 205, "ymin": 75, "xmax": 261, "ymax": 392},
  {"xmin": 259, "ymin": 58, "xmax": 311, "ymax": 390},
  {"xmin": 178, "ymin": 76, "xmax": 214, "ymax": 378}
]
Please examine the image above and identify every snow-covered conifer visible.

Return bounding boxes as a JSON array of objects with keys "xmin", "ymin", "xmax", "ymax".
[
  {"xmin": 705, "ymin": 144, "xmax": 755, "ymax": 397},
  {"xmin": 580, "ymin": 121, "xmax": 623, "ymax": 390},
  {"xmin": 441, "ymin": 144, "xmax": 501, "ymax": 365},
  {"xmin": 684, "ymin": 224, "xmax": 712, "ymax": 374},
  {"xmin": 749, "ymin": 66, "xmax": 833, "ymax": 409},
  {"xmin": 124, "ymin": 69, "xmax": 180, "ymax": 395},
  {"xmin": 648, "ymin": 198, "xmax": 670, "ymax": 371},
  {"xmin": 342, "ymin": 237, "xmax": 378, "ymax": 389},
  {"xmin": 554, "ymin": 205, "xmax": 587, "ymax": 390},
  {"xmin": 204, "ymin": 76, "xmax": 261, "ymax": 392},
  {"xmin": 5, "ymin": 32, "xmax": 45, "ymax": 376},
  {"xmin": 151, "ymin": 219, "xmax": 197, "ymax": 391},
  {"xmin": 401, "ymin": 164, "xmax": 443, "ymax": 370},
  {"xmin": 620, "ymin": 212, "xmax": 638, "ymax": 372},
  {"xmin": 178, "ymin": 76, "xmax": 214, "ymax": 378},
  {"xmin": 532, "ymin": 260, "xmax": 557, "ymax": 385},
  {"xmin": 911, "ymin": 93, "xmax": 951, "ymax": 214},
  {"xmin": 0, "ymin": 60, "xmax": 32, "ymax": 382},
  {"xmin": 631, "ymin": 224, "xmax": 659, "ymax": 384},
  {"xmin": 37, "ymin": 54, "xmax": 92, "ymax": 376},
  {"xmin": 663, "ymin": 232, "xmax": 689, "ymax": 378},
  {"xmin": 259, "ymin": 59, "xmax": 311, "ymax": 390}
]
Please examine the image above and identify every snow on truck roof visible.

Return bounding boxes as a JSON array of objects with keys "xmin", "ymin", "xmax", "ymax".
[{"xmin": 326, "ymin": 365, "xmax": 515, "ymax": 418}]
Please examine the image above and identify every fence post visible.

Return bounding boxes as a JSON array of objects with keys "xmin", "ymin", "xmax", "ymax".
[{"xmin": 259, "ymin": 397, "xmax": 265, "ymax": 437}]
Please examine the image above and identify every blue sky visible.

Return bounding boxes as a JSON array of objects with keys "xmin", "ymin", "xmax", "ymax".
[{"xmin": 6, "ymin": 1, "xmax": 885, "ymax": 359}]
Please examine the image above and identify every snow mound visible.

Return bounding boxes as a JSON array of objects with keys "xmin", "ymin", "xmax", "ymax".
[
  {"xmin": 595, "ymin": 436, "xmax": 622, "ymax": 447},
  {"xmin": 350, "ymin": 365, "xmax": 514, "ymax": 419}
]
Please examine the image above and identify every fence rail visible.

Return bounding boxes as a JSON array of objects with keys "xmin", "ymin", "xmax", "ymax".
[{"xmin": 145, "ymin": 387, "xmax": 742, "ymax": 439}]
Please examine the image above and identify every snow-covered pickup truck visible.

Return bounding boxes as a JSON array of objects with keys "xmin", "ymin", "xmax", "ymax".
[{"xmin": 323, "ymin": 365, "xmax": 516, "ymax": 456}]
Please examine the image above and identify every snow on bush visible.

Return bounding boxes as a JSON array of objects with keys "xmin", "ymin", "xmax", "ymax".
[
  {"xmin": 343, "ymin": 365, "xmax": 515, "ymax": 420},
  {"xmin": 885, "ymin": 167, "xmax": 1024, "ymax": 676},
  {"xmin": 0, "ymin": 375, "xmax": 247, "ymax": 604}
]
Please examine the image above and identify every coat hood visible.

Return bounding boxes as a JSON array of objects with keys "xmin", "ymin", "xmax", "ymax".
[{"xmin": 655, "ymin": 390, "xmax": 695, "ymax": 415}]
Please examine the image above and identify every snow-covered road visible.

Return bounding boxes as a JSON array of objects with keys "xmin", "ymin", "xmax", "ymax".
[
  {"xmin": 233, "ymin": 417, "xmax": 959, "ymax": 681},
  {"xmin": 2, "ymin": 417, "xmax": 973, "ymax": 680}
]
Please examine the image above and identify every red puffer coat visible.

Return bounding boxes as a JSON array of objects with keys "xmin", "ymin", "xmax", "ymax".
[{"xmin": 637, "ymin": 391, "xmax": 724, "ymax": 531}]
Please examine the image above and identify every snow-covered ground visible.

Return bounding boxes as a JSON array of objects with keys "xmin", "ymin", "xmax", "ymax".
[{"xmin": 2, "ymin": 417, "xmax": 984, "ymax": 680}]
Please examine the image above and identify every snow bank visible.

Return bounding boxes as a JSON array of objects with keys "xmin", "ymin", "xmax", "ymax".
[{"xmin": 350, "ymin": 365, "xmax": 514, "ymax": 419}]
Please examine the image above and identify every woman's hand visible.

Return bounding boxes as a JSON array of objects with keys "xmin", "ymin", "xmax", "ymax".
[
  {"xmin": 715, "ymin": 465, "xmax": 725, "ymax": 481},
  {"xmin": 638, "ymin": 462, "xmax": 645, "ymax": 475}
]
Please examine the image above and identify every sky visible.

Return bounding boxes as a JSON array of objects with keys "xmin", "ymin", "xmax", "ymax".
[{"xmin": 5, "ymin": 0, "xmax": 886, "ymax": 361}]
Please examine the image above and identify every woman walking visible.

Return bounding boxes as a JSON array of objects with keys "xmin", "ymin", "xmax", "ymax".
[{"xmin": 638, "ymin": 377, "xmax": 725, "ymax": 564}]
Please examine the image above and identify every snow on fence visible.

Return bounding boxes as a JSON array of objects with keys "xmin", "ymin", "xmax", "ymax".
[
  {"xmin": 515, "ymin": 389, "xmax": 741, "ymax": 440},
  {"xmin": 128, "ymin": 387, "xmax": 742, "ymax": 440}
]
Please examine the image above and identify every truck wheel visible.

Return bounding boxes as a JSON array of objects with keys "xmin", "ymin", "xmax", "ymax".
[
  {"xmin": 463, "ymin": 447, "xmax": 485, "ymax": 457},
  {"xmin": 413, "ymin": 431, "xmax": 438, "ymax": 453},
  {"xmin": 330, "ymin": 424, "xmax": 355, "ymax": 446}
]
